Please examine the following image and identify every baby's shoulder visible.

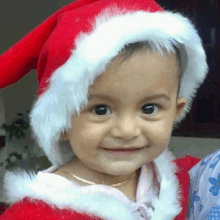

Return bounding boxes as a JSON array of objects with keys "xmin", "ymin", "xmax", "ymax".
[
  {"xmin": 52, "ymin": 160, "xmax": 88, "ymax": 185},
  {"xmin": 53, "ymin": 167, "xmax": 77, "ymax": 182}
]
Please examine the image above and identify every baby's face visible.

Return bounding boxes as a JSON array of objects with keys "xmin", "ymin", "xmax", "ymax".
[{"xmin": 62, "ymin": 50, "xmax": 187, "ymax": 176}]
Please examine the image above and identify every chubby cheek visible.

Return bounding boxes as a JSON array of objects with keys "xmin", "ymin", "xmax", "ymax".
[
  {"xmin": 71, "ymin": 120, "xmax": 108, "ymax": 157},
  {"xmin": 145, "ymin": 120, "xmax": 173, "ymax": 154}
]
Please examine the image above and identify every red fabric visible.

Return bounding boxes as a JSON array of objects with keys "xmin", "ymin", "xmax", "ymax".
[
  {"xmin": 0, "ymin": 205, "xmax": 5, "ymax": 215},
  {"xmin": 0, "ymin": 155, "xmax": 201, "ymax": 220},
  {"xmin": 173, "ymin": 155, "xmax": 201, "ymax": 220},
  {"xmin": 37, "ymin": 0, "xmax": 163, "ymax": 97},
  {"xmin": 0, "ymin": 0, "xmax": 164, "ymax": 97},
  {"xmin": 0, "ymin": 197, "xmax": 102, "ymax": 220},
  {"xmin": 0, "ymin": 0, "xmax": 97, "ymax": 90}
]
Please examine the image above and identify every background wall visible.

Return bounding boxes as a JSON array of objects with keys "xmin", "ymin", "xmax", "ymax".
[
  {"xmin": 0, "ymin": 91, "xmax": 6, "ymax": 136},
  {"xmin": 0, "ymin": 0, "xmax": 220, "ymax": 203}
]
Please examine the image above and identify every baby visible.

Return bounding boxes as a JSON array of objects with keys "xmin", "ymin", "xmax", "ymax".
[
  {"xmin": 54, "ymin": 42, "xmax": 186, "ymax": 202},
  {"xmin": 0, "ymin": 0, "xmax": 211, "ymax": 219}
]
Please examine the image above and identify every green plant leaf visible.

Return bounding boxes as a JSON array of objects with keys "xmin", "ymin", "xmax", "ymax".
[
  {"xmin": 1, "ymin": 111, "xmax": 37, "ymax": 170},
  {"xmin": 17, "ymin": 155, "xmax": 22, "ymax": 160}
]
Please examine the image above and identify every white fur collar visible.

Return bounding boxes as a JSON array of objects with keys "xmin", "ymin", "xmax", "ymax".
[{"xmin": 2, "ymin": 149, "xmax": 181, "ymax": 220}]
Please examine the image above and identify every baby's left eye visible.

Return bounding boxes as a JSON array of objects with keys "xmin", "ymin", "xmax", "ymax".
[{"xmin": 141, "ymin": 104, "xmax": 159, "ymax": 115}]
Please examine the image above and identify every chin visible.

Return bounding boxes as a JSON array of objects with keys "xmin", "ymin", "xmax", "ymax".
[{"xmin": 107, "ymin": 167, "xmax": 140, "ymax": 176}]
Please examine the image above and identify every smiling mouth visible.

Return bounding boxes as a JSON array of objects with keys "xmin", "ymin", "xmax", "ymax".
[{"xmin": 102, "ymin": 148, "xmax": 144, "ymax": 155}]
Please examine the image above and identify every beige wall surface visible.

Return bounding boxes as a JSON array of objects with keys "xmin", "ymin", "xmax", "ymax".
[{"xmin": 169, "ymin": 136, "xmax": 220, "ymax": 159}]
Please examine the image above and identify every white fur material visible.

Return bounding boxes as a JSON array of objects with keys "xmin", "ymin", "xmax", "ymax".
[
  {"xmin": 152, "ymin": 149, "xmax": 182, "ymax": 219},
  {"xmin": 3, "ymin": 150, "xmax": 182, "ymax": 220},
  {"xmin": 29, "ymin": 5, "xmax": 208, "ymax": 166}
]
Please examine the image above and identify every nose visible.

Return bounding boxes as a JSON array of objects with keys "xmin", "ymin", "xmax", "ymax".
[{"xmin": 111, "ymin": 113, "xmax": 141, "ymax": 140}]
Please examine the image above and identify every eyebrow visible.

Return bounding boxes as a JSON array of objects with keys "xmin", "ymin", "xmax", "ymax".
[{"xmin": 88, "ymin": 93, "xmax": 171, "ymax": 102}]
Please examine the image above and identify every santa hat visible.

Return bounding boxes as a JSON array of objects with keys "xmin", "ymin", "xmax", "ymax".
[{"xmin": 0, "ymin": 0, "xmax": 208, "ymax": 167}]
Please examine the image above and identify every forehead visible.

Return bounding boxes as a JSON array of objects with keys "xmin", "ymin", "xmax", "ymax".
[{"xmin": 89, "ymin": 50, "xmax": 179, "ymax": 97}]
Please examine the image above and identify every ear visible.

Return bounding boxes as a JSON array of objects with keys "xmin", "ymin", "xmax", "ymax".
[
  {"xmin": 175, "ymin": 97, "xmax": 187, "ymax": 119},
  {"xmin": 61, "ymin": 132, "xmax": 69, "ymax": 141}
]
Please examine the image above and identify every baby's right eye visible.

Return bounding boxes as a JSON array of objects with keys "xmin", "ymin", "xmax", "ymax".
[{"xmin": 91, "ymin": 104, "xmax": 112, "ymax": 116}]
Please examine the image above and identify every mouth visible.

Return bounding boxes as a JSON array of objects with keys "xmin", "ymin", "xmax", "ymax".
[{"xmin": 102, "ymin": 147, "xmax": 144, "ymax": 155}]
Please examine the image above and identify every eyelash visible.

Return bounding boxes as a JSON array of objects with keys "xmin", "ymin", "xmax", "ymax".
[{"xmin": 90, "ymin": 103, "xmax": 161, "ymax": 116}]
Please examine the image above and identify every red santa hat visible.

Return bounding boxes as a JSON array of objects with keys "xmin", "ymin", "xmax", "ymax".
[{"xmin": 0, "ymin": 0, "xmax": 208, "ymax": 166}]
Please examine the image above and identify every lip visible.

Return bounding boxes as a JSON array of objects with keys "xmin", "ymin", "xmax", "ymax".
[
  {"xmin": 102, "ymin": 147, "xmax": 144, "ymax": 155},
  {"xmin": 103, "ymin": 147, "xmax": 144, "ymax": 150}
]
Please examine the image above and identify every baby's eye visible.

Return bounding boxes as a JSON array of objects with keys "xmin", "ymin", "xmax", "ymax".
[
  {"xmin": 141, "ymin": 104, "xmax": 159, "ymax": 115},
  {"xmin": 91, "ymin": 104, "xmax": 159, "ymax": 116},
  {"xmin": 91, "ymin": 104, "xmax": 111, "ymax": 116}
]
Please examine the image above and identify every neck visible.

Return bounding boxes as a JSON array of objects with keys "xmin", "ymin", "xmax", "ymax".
[{"xmin": 60, "ymin": 157, "xmax": 139, "ymax": 186}]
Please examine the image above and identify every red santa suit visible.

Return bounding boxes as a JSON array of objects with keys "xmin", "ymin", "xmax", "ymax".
[{"xmin": 0, "ymin": 150, "xmax": 200, "ymax": 220}]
